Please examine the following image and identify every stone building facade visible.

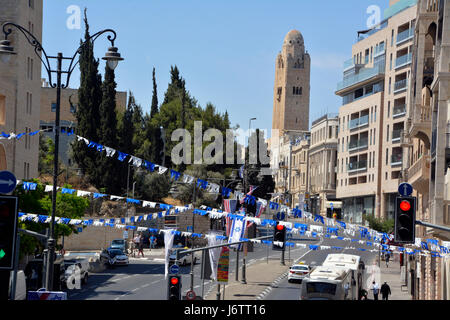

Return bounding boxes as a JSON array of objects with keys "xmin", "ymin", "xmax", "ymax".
[
  {"xmin": 309, "ymin": 114, "xmax": 339, "ymax": 217},
  {"xmin": 0, "ymin": 0, "xmax": 43, "ymax": 179},
  {"xmin": 272, "ymin": 30, "xmax": 310, "ymax": 135}
]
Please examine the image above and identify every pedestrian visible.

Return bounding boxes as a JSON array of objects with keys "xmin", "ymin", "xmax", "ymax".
[
  {"xmin": 380, "ymin": 282, "xmax": 391, "ymax": 301},
  {"xmin": 133, "ymin": 234, "xmax": 140, "ymax": 257},
  {"xmin": 150, "ymin": 234, "xmax": 156, "ymax": 249},
  {"xmin": 385, "ymin": 251, "xmax": 391, "ymax": 268},
  {"xmin": 138, "ymin": 234, "xmax": 145, "ymax": 257},
  {"xmin": 371, "ymin": 281, "xmax": 380, "ymax": 300}
]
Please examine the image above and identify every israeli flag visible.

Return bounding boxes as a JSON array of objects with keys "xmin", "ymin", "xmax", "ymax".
[{"xmin": 228, "ymin": 215, "xmax": 246, "ymax": 250}]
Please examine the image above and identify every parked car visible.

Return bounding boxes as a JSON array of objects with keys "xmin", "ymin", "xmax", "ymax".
[
  {"xmin": 63, "ymin": 258, "xmax": 89, "ymax": 287},
  {"xmin": 110, "ymin": 239, "xmax": 128, "ymax": 252}
]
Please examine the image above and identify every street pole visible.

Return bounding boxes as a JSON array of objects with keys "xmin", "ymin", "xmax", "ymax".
[
  {"xmin": 190, "ymin": 182, "xmax": 196, "ymax": 292},
  {"xmin": 46, "ymin": 52, "xmax": 63, "ymax": 291}
]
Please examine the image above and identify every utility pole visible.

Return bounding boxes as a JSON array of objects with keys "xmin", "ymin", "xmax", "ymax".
[{"xmin": 190, "ymin": 181, "xmax": 197, "ymax": 292}]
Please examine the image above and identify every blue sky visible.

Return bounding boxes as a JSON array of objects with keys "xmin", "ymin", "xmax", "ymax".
[{"xmin": 42, "ymin": 0, "xmax": 389, "ymax": 134}]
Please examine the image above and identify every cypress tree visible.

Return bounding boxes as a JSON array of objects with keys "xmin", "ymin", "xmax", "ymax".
[
  {"xmin": 72, "ymin": 8, "xmax": 103, "ymax": 187},
  {"xmin": 97, "ymin": 64, "xmax": 121, "ymax": 194}
]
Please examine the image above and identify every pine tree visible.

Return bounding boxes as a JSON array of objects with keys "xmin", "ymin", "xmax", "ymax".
[
  {"xmin": 150, "ymin": 67, "xmax": 158, "ymax": 119},
  {"xmin": 72, "ymin": 8, "xmax": 103, "ymax": 187}
]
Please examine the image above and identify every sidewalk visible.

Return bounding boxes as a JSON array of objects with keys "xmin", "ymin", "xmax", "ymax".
[{"xmin": 375, "ymin": 255, "xmax": 411, "ymax": 300}]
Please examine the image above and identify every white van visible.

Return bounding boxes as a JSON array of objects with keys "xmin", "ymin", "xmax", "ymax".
[{"xmin": 9, "ymin": 270, "xmax": 27, "ymax": 300}]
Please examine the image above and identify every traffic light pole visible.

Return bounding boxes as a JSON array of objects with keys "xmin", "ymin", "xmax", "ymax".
[{"xmin": 415, "ymin": 220, "xmax": 450, "ymax": 233}]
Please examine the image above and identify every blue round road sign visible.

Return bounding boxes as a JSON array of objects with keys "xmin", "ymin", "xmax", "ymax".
[
  {"xmin": 398, "ymin": 182, "xmax": 413, "ymax": 196},
  {"xmin": 276, "ymin": 212, "xmax": 285, "ymax": 221},
  {"xmin": 170, "ymin": 264, "xmax": 180, "ymax": 274},
  {"xmin": 0, "ymin": 171, "xmax": 17, "ymax": 194}
]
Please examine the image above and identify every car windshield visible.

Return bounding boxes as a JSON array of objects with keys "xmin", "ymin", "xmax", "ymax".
[
  {"xmin": 109, "ymin": 250, "xmax": 124, "ymax": 257},
  {"xmin": 292, "ymin": 266, "xmax": 309, "ymax": 271},
  {"xmin": 112, "ymin": 240, "xmax": 124, "ymax": 245}
]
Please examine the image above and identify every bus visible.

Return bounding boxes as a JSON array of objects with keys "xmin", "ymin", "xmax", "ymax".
[{"xmin": 299, "ymin": 254, "xmax": 364, "ymax": 300}]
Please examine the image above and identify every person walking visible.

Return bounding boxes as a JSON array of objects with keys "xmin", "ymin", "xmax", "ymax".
[
  {"xmin": 380, "ymin": 282, "xmax": 391, "ymax": 301},
  {"xmin": 132, "ymin": 234, "xmax": 140, "ymax": 257},
  {"xmin": 138, "ymin": 234, "xmax": 145, "ymax": 258},
  {"xmin": 371, "ymin": 281, "xmax": 380, "ymax": 300},
  {"xmin": 385, "ymin": 252, "xmax": 391, "ymax": 268},
  {"xmin": 150, "ymin": 234, "xmax": 156, "ymax": 249}
]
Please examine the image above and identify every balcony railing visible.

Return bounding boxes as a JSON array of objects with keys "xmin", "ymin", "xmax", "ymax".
[
  {"xmin": 337, "ymin": 64, "xmax": 384, "ymax": 92},
  {"xmin": 392, "ymin": 129, "xmax": 403, "ymax": 142},
  {"xmin": 408, "ymin": 154, "xmax": 430, "ymax": 180},
  {"xmin": 394, "ymin": 78, "xmax": 408, "ymax": 93},
  {"xmin": 393, "ymin": 104, "xmax": 406, "ymax": 118},
  {"xmin": 396, "ymin": 27, "xmax": 414, "ymax": 45},
  {"xmin": 391, "ymin": 154, "xmax": 403, "ymax": 165},
  {"xmin": 347, "ymin": 160, "xmax": 367, "ymax": 172},
  {"xmin": 395, "ymin": 52, "xmax": 412, "ymax": 69},
  {"xmin": 348, "ymin": 138, "xmax": 369, "ymax": 152},
  {"xmin": 349, "ymin": 115, "xmax": 369, "ymax": 130}
]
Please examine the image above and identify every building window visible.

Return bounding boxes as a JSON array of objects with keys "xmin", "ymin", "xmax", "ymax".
[
  {"xmin": 387, "ymin": 101, "xmax": 390, "ymax": 117},
  {"xmin": 386, "ymin": 148, "xmax": 389, "ymax": 165},
  {"xmin": 277, "ymin": 87, "xmax": 282, "ymax": 101},
  {"xmin": 29, "ymin": 0, "xmax": 34, "ymax": 9},
  {"xmin": 387, "ymin": 125, "xmax": 389, "ymax": 141},
  {"xmin": 51, "ymin": 102, "xmax": 57, "ymax": 112},
  {"xmin": 293, "ymin": 86, "xmax": 302, "ymax": 95},
  {"xmin": 391, "ymin": 29, "xmax": 394, "ymax": 46}
]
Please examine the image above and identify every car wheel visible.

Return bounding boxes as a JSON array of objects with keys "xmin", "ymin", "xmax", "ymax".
[
  {"xmin": 182, "ymin": 259, "xmax": 187, "ymax": 266},
  {"xmin": 288, "ymin": 279, "xmax": 292, "ymax": 283},
  {"xmin": 193, "ymin": 257, "xmax": 197, "ymax": 265}
]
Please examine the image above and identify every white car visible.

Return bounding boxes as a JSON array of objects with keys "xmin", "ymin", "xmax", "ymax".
[
  {"xmin": 288, "ymin": 263, "xmax": 312, "ymax": 283},
  {"xmin": 64, "ymin": 259, "xmax": 89, "ymax": 287},
  {"xmin": 108, "ymin": 249, "xmax": 129, "ymax": 266},
  {"xmin": 169, "ymin": 247, "xmax": 200, "ymax": 266}
]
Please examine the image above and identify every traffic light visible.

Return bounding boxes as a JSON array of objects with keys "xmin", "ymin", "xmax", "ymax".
[
  {"xmin": 272, "ymin": 223, "xmax": 286, "ymax": 251},
  {"xmin": 167, "ymin": 275, "xmax": 181, "ymax": 300},
  {"xmin": 394, "ymin": 196, "xmax": 416, "ymax": 243},
  {"xmin": 0, "ymin": 196, "xmax": 18, "ymax": 270}
]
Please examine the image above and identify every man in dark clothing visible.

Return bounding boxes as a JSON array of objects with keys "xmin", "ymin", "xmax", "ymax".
[{"xmin": 380, "ymin": 282, "xmax": 391, "ymax": 300}]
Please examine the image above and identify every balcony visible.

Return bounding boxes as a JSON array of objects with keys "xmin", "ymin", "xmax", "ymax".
[
  {"xmin": 347, "ymin": 160, "xmax": 367, "ymax": 173},
  {"xmin": 336, "ymin": 64, "xmax": 385, "ymax": 95},
  {"xmin": 407, "ymin": 155, "xmax": 430, "ymax": 194},
  {"xmin": 393, "ymin": 104, "xmax": 406, "ymax": 118},
  {"xmin": 396, "ymin": 27, "xmax": 414, "ymax": 45},
  {"xmin": 348, "ymin": 138, "xmax": 368, "ymax": 152},
  {"xmin": 349, "ymin": 115, "xmax": 369, "ymax": 130},
  {"xmin": 391, "ymin": 154, "xmax": 403, "ymax": 166},
  {"xmin": 392, "ymin": 129, "xmax": 403, "ymax": 143},
  {"xmin": 395, "ymin": 52, "xmax": 412, "ymax": 69},
  {"xmin": 393, "ymin": 78, "xmax": 408, "ymax": 93},
  {"xmin": 409, "ymin": 104, "xmax": 432, "ymax": 147},
  {"xmin": 374, "ymin": 43, "xmax": 386, "ymax": 58}
]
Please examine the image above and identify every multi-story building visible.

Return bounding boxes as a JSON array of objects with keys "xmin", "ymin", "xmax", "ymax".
[
  {"xmin": 336, "ymin": 0, "xmax": 417, "ymax": 223},
  {"xmin": 309, "ymin": 114, "xmax": 339, "ymax": 217},
  {"xmin": 403, "ymin": 0, "xmax": 450, "ymax": 301},
  {"xmin": 40, "ymin": 79, "xmax": 127, "ymax": 166},
  {"xmin": 0, "ymin": 0, "xmax": 43, "ymax": 179}
]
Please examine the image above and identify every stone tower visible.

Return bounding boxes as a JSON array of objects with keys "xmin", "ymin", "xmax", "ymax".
[{"xmin": 272, "ymin": 30, "xmax": 310, "ymax": 135}]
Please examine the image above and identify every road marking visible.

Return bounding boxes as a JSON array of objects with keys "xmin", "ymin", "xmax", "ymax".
[{"xmin": 131, "ymin": 288, "xmax": 139, "ymax": 292}]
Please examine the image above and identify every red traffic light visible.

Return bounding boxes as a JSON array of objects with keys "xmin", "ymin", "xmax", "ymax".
[
  {"xmin": 400, "ymin": 200, "xmax": 411, "ymax": 211},
  {"xmin": 170, "ymin": 277, "xmax": 179, "ymax": 285},
  {"xmin": 276, "ymin": 224, "xmax": 285, "ymax": 231}
]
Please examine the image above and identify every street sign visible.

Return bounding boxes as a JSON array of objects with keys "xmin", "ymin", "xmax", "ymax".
[
  {"xmin": 398, "ymin": 182, "xmax": 413, "ymax": 197},
  {"xmin": 170, "ymin": 264, "xmax": 180, "ymax": 274},
  {"xmin": 186, "ymin": 290, "xmax": 196, "ymax": 300},
  {"xmin": 123, "ymin": 230, "xmax": 128, "ymax": 239},
  {"xmin": 0, "ymin": 171, "xmax": 17, "ymax": 194},
  {"xmin": 276, "ymin": 212, "xmax": 285, "ymax": 221}
]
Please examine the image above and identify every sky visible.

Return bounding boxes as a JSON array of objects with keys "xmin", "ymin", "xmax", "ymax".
[{"xmin": 42, "ymin": 0, "xmax": 390, "ymax": 135}]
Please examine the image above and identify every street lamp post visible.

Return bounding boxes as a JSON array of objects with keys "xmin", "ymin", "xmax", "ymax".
[
  {"xmin": 241, "ymin": 117, "xmax": 256, "ymax": 284},
  {"xmin": 0, "ymin": 22, "xmax": 123, "ymax": 291}
]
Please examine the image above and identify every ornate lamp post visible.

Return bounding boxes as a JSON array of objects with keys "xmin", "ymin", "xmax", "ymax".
[{"xmin": 0, "ymin": 22, "xmax": 124, "ymax": 290}]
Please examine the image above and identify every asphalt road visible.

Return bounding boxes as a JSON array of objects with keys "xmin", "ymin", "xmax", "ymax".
[{"xmin": 263, "ymin": 236, "xmax": 378, "ymax": 300}]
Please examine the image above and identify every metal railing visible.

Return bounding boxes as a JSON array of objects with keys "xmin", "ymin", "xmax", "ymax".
[
  {"xmin": 349, "ymin": 115, "xmax": 369, "ymax": 130},
  {"xmin": 348, "ymin": 137, "xmax": 369, "ymax": 151},
  {"xmin": 394, "ymin": 78, "xmax": 408, "ymax": 92},
  {"xmin": 393, "ymin": 104, "xmax": 406, "ymax": 117},
  {"xmin": 347, "ymin": 160, "xmax": 368, "ymax": 172},
  {"xmin": 391, "ymin": 154, "xmax": 403, "ymax": 165},
  {"xmin": 395, "ymin": 52, "xmax": 412, "ymax": 68},
  {"xmin": 396, "ymin": 27, "xmax": 414, "ymax": 44},
  {"xmin": 337, "ymin": 64, "xmax": 384, "ymax": 92}
]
